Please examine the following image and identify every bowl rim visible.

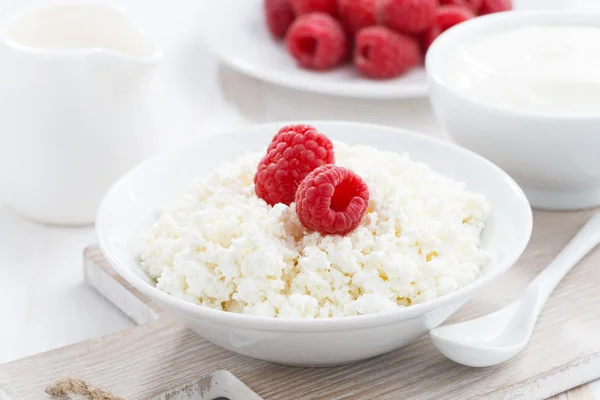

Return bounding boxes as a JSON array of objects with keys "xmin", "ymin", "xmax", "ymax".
[
  {"xmin": 425, "ymin": 10, "xmax": 600, "ymax": 121},
  {"xmin": 97, "ymin": 121, "xmax": 533, "ymax": 332}
]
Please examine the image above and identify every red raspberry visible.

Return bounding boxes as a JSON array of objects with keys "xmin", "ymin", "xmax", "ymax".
[
  {"xmin": 479, "ymin": 0, "xmax": 512, "ymax": 15},
  {"xmin": 421, "ymin": 24, "xmax": 441, "ymax": 52},
  {"xmin": 255, "ymin": 124, "xmax": 335, "ymax": 206},
  {"xmin": 421, "ymin": 5, "xmax": 474, "ymax": 52},
  {"xmin": 439, "ymin": 0, "xmax": 482, "ymax": 13},
  {"xmin": 377, "ymin": 0, "xmax": 437, "ymax": 35},
  {"xmin": 337, "ymin": 0, "xmax": 377, "ymax": 36},
  {"xmin": 286, "ymin": 13, "xmax": 348, "ymax": 70},
  {"xmin": 290, "ymin": 0, "xmax": 338, "ymax": 16},
  {"xmin": 436, "ymin": 5, "xmax": 475, "ymax": 30},
  {"xmin": 264, "ymin": 0, "xmax": 296, "ymax": 39},
  {"xmin": 354, "ymin": 26, "xmax": 421, "ymax": 79},
  {"xmin": 295, "ymin": 165, "xmax": 370, "ymax": 235}
]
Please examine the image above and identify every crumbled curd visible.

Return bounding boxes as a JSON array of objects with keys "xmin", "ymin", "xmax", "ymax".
[{"xmin": 137, "ymin": 142, "xmax": 491, "ymax": 318}]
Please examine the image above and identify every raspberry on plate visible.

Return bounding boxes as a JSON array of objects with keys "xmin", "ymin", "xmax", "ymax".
[
  {"xmin": 421, "ymin": 5, "xmax": 474, "ymax": 52},
  {"xmin": 436, "ymin": 5, "xmax": 475, "ymax": 30},
  {"xmin": 354, "ymin": 26, "xmax": 421, "ymax": 79},
  {"xmin": 421, "ymin": 24, "xmax": 442, "ymax": 52},
  {"xmin": 439, "ymin": 0, "xmax": 482, "ymax": 13},
  {"xmin": 255, "ymin": 124, "xmax": 335, "ymax": 206},
  {"xmin": 264, "ymin": 0, "xmax": 296, "ymax": 39},
  {"xmin": 286, "ymin": 13, "xmax": 348, "ymax": 70},
  {"xmin": 290, "ymin": 0, "xmax": 338, "ymax": 16},
  {"xmin": 479, "ymin": 0, "xmax": 512, "ymax": 15},
  {"xmin": 295, "ymin": 165, "xmax": 370, "ymax": 236},
  {"xmin": 377, "ymin": 0, "xmax": 437, "ymax": 35},
  {"xmin": 337, "ymin": 0, "xmax": 377, "ymax": 36}
]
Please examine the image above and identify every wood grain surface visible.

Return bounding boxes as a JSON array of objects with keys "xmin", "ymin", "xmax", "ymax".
[
  {"xmin": 550, "ymin": 385, "xmax": 597, "ymax": 400},
  {"xmin": 1, "ymin": 210, "xmax": 600, "ymax": 400}
]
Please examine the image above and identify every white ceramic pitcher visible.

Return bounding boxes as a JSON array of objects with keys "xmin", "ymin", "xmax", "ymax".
[{"xmin": 0, "ymin": 3, "xmax": 162, "ymax": 225}]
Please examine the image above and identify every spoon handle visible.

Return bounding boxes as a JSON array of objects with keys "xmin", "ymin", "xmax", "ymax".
[{"xmin": 528, "ymin": 212, "xmax": 600, "ymax": 317}]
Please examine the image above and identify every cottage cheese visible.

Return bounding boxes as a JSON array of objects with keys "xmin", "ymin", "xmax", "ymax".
[{"xmin": 137, "ymin": 142, "xmax": 491, "ymax": 319}]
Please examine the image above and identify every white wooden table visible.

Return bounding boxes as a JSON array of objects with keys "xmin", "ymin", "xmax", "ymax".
[{"xmin": 1, "ymin": 0, "xmax": 599, "ymax": 398}]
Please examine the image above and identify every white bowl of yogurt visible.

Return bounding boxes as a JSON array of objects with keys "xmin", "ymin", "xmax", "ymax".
[
  {"xmin": 97, "ymin": 121, "xmax": 532, "ymax": 366},
  {"xmin": 427, "ymin": 11, "xmax": 600, "ymax": 210}
]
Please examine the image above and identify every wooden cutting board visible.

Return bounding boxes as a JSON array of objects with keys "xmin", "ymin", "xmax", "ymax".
[{"xmin": 1, "ymin": 210, "xmax": 600, "ymax": 400}]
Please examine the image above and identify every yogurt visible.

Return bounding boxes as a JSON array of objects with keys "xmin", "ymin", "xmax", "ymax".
[{"xmin": 447, "ymin": 25, "xmax": 600, "ymax": 116}]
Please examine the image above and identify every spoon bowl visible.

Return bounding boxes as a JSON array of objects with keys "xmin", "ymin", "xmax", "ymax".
[{"xmin": 431, "ymin": 293, "xmax": 535, "ymax": 367}]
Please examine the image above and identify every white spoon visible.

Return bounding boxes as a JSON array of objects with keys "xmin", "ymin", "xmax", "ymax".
[{"xmin": 430, "ymin": 212, "xmax": 600, "ymax": 368}]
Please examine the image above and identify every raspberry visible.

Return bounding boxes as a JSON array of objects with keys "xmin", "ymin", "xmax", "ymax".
[
  {"xmin": 377, "ymin": 0, "xmax": 437, "ymax": 35},
  {"xmin": 290, "ymin": 0, "xmax": 337, "ymax": 16},
  {"xmin": 421, "ymin": 24, "xmax": 441, "ymax": 52},
  {"xmin": 295, "ymin": 165, "xmax": 370, "ymax": 235},
  {"xmin": 337, "ymin": 0, "xmax": 377, "ymax": 36},
  {"xmin": 421, "ymin": 5, "xmax": 474, "ymax": 52},
  {"xmin": 436, "ymin": 5, "xmax": 475, "ymax": 30},
  {"xmin": 354, "ymin": 26, "xmax": 421, "ymax": 79},
  {"xmin": 255, "ymin": 124, "xmax": 335, "ymax": 206},
  {"xmin": 479, "ymin": 0, "xmax": 512, "ymax": 15},
  {"xmin": 439, "ymin": 0, "xmax": 482, "ymax": 13},
  {"xmin": 286, "ymin": 13, "xmax": 349, "ymax": 70},
  {"xmin": 264, "ymin": 0, "xmax": 296, "ymax": 39}
]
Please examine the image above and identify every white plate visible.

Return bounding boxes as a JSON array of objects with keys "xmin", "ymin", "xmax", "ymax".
[{"xmin": 199, "ymin": 0, "xmax": 427, "ymax": 99}]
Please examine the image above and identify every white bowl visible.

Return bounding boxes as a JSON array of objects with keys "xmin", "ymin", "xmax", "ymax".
[
  {"xmin": 96, "ymin": 121, "xmax": 532, "ymax": 366},
  {"xmin": 426, "ymin": 11, "xmax": 600, "ymax": 210}
]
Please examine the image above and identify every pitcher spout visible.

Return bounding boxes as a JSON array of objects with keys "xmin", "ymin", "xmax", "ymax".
[{"xmin": 3, "ymin": 2, "xmax": 162, "ymax": 66}]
